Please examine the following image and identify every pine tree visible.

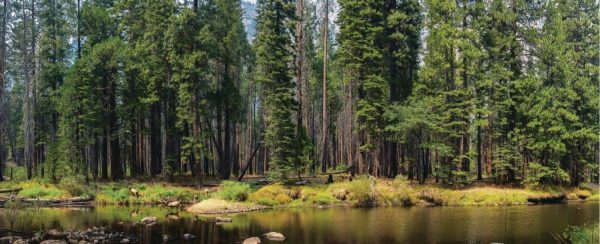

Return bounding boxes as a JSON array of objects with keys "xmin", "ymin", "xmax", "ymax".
[
  {"xmin": 255, "ymin": 0, "xmax": 299, "ymax": 180},
  {"xmin": 338, "ymin": 0, "xmax": 388, "ymax": 176}
]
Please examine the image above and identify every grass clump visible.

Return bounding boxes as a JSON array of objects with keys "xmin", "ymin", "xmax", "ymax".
[
  {"xmin": 248, "ymin": 184, "xmax": 295, "ymax": 206},
  {"xmin": 563, "ymin": 223, "xmax": 599, "ymax": 244},
  {"xmin": 11, "ymin": 181, "xmax": 67, "ymax": 199},
  {"xmin": 417, "ymin": 187, "xmax": 530, "ymax": 206},
  {"xmin": 95, "ymin": 183, "xmax": 207, "ymax": 205},
  {"xmin": 328, "ymin": 177, "xmax": 375, "ymax": 206},
  {"xmin": 95, "ymin": 187, "xmax": 130, "ymax": 205},
  {"xmin": 218, "ymin": 181, "xmax": 253, "ymax": 201}
]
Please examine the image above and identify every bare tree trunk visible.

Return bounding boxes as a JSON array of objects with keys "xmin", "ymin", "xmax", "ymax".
[{"xmin": 320, "ymin": 0, "xmax": 329, "ymax": 174}]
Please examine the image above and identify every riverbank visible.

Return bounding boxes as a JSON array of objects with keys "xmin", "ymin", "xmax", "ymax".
[{"xmin": 0, "ymin": 176, "xmax": 598, "ymax": 210}]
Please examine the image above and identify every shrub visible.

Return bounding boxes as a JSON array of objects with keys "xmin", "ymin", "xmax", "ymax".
[
  {"xmin": 563, "ymin": 223, "xmax": 599, "ymax": 244},
  {"xmin": 274, "ymin": 194, "xmax": 293, "ymax": 204},
  {"xmin": 249, "ymin": 185, "xmax": 285, "ymax": 201},
  {"xmin": 218, "ymin": 181, "xmax": 252, "ymax": 201},
  {"xmin": 58, "ymin": 176, "xmax": 91, "ymax": 197}
]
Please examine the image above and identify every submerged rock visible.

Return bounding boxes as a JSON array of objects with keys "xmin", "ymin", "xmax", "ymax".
[
  {"xmin": 162, "ymin": 234, "xmax": 173, "ymax": 241},
  {"xmin": 182, "ymin": 234, "xmax": 196, "ymax": 240},
  {"xmin": 263, "ymin": 232, "xmax": 285, "ymax": 241},
  {"xmin": 0, "ymin": 236, "xmax": 21, "ymax": 243},
  {"xmin": 242, "ymin": 237, "xmax": 261, "ymax": 244}
]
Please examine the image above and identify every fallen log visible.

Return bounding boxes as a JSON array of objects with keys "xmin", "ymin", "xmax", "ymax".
[
  {"xmin": 65, "ymin": 196, "xmax": 94, "ymax": 202},
  {"xmin": 0, "ymin": 188, "xmax": 22, "ymax": 194}
]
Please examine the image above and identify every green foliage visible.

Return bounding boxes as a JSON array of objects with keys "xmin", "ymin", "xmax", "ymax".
[
  {"xmin": 563, "ymin": 223, "xmax": 599, "ymax": 244},
  {"xmin": 337, "ymin": 0, "xmax": 389, "ymax": 168},
  {"xmin": 17, "ymin": 181, "xmax": 66, "ymax": 199},
  {"xmin": 218, "ymin": 181, "xmax": 253, "ymax": 201},
  {"xmin": 255, "ymin": 0, "xmax": 301, "ymax": 181},
  {"xmin": 525, "ymin": 162, "xmax": 570, "ymax": 186},
  {"xmin": 58, "ymin": 176, "xmax": 92, "ymax": 197}
]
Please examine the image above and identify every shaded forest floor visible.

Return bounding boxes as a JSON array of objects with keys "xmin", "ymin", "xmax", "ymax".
[{"xmin": 0, "ymin": 173, "xmax": 598, "ymax": 211}]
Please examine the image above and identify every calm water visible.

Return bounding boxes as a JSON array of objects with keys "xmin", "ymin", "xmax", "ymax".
[{"xmin": 0, "ymin": 202, "xmax": 598, "ymax": 244}]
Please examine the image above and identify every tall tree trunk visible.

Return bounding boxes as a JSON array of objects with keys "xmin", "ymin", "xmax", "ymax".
[
  {"xmin": 108, "ymin": 76, "xmax": 121, "ymax": 180},
  {"xmin": 320, "ymin": 0, "xmax": 329, "ymax": 174}
]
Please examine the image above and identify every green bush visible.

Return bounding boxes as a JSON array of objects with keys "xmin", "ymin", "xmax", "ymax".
[
  {"xmin": 563, "ymin": 223, "xmax": 599, "ymax": 244},
  {"xmin": 58, "ymin": 176, "xmax": 91, "ymax": 197},
  {"xmin": 218, "ymin": 181, "xmax": 253, "ymax": 201}
]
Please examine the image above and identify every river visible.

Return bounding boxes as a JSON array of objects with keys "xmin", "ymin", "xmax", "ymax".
[{"xmin": 0, "ymin": 202, "xmax": 598, "ymax": 243}]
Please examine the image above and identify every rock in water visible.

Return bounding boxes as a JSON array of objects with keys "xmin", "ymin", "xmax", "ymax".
[
  {"xmin": 242, "ymin": 237, "xmax": 261, "ymax": 244},
  {"xmin": 167, "ymin": 201, "xmax": 180, "ymax": 207},
  {"xmin": 40, "ymin": 240, "xmax": 68, "ymax": 244},
  {"xmin": 263, "ymin": 232, "xmax": 285, "ymax": 241},
  {"xmin": 47, "ymin": 229, "xmax": 67, "ymax": 238},
  {"xmin": 140, "ymin": 216, "xmax": 158, "ymax": 225},
  {"xmin": 183, "ymin": 234, "xmax": 196, "ymax": 240},
  {"xmin": 162, "ymin": 234, "xmax": 173, "ymax": 241},
  {"xmin": 215, "ymin": 217, "xmax": 232, "ymax": 222}
]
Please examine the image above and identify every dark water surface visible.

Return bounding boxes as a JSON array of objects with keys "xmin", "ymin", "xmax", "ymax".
[{"xmin": 0, "ymin": 202, "xmax": 598, "ymax": 244}]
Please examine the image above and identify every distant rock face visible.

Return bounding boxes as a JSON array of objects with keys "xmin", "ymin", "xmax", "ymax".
[
  {"xmin": 242, "ymin": 237, "xmax": 261, "ymax": 244},
  {"xmin": 241, "ymin": 1, "xmax": 257, "ymax": 41},
  {"xmin": 263, "ymin": 232, "xmax": 285, "ymax": 241}
]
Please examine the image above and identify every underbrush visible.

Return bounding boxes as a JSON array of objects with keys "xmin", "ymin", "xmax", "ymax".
[
  {"xmin": 417, "ymin": 187, "xmax": 530, "ymax": 206},
  {"xmin": 563, "ymin": 223, "xmax": 599, "ymax": 244},
  {"xmin": 95, "ymin": 183, "xmax": 209, "ymax": 205},
  {"xmin": 218, "ymin": 181, "xmax": 253, "ymax": 201},
  {"xmin": 0, "ymin": 180, "xmax": 68, "ymax": 199}
]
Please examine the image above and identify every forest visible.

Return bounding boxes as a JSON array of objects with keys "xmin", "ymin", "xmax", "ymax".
[{"xmin": 0, "ymin": 0, "xmax": 597, "ymax": 188}]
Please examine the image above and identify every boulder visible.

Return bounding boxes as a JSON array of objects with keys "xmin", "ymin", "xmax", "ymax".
[
  {"xmin": 242, "ymin": 237, "xmax": 261, "ymax": 244},
  {"xmin": 139, "ymin": 216, "xmax": 158, "ymax": 225},
  {"xmin": 263, "ymin": 232, "xmax": 285, "ymax": 241},
  {"xmin": 182, "ymin": 234, "xmax": 196, "ymax": 240},
  {"xmin": 167, "ymin": 201, "xmax": 180, "ymax": 207}
]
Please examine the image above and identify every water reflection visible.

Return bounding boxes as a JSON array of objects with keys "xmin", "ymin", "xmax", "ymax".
[{"xmin": 0, "ymin": 202, "xmax": 597, "ymax": 243}]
